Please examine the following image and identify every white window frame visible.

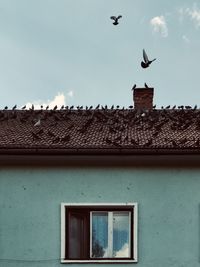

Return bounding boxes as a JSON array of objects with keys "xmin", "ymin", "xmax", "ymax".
[{"xmin": 61, "ymin": 203, "xmax": 138, "ymax": 263}]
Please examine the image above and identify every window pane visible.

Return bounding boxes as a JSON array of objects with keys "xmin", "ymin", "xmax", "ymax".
[
  {"xmin": 68, "ymin": 212, "xmax": 88, "ymax": 259},
  {"xmin": 92, "ymin": 212, "xmax": 108, "ymax": 258},
  {"xmin": 113, "ymin": 212, "xmax": 130, "ymax": 258}
]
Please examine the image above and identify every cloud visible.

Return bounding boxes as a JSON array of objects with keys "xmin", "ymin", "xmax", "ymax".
[
  {"xmin": 179, "ymin": 4, "xmax": 200, "ymax": 28},
  {"xmin": 115, "ymin": 243, "xmax": 129, "ymax": 257},
  {"xmin": 182, "ymin": 35, "xmax": 190, "ymax": 44},
  {"xmin": 67, "ymin": 90, "xmax": 74, "ymax": 98},
  {"xmin": 25, "ymin": 91, "xmax": 73, "ymax": 109},
  {"xmin": 150, "ymin": 15, "xmax": 168, "ymax": 37}
]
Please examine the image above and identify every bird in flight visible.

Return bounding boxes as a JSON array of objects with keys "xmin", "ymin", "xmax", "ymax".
[
  {"xmin": 110, "ymin": 15, "xmax": 122, "ymax": 25},
  {"xmin": 141, "ymin": 49, "xmax": 156, "ymax": 68}
]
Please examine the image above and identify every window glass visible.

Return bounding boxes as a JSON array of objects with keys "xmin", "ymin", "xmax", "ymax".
[
  {"xmin": 68, "ymin": 211, "xmax": 88, "ymax": 259},
  {"xmin": 113, "ymin": 212, "xmax": 130, "ymax": 258},
  {"xmin": 92, "ymin": 212, "xmax": 108, "ymax": 258}
]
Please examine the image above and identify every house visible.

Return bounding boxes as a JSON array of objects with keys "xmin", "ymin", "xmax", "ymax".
[{"xmin": 0, "ymin": 87, "xmax": 200, "ymax": 267}]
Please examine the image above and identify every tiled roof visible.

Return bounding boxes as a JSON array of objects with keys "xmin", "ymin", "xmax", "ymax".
[{"xmin": 0, "ymin": 107, "xmax": 200, "ymax": 154}]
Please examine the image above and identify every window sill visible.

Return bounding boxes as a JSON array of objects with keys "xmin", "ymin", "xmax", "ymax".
[{"xmin": 61, "ymin": 259, "xmax": 138, "ymax": 264}]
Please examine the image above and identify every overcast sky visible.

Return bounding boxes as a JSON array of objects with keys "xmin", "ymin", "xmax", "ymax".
[{"xmin": 0, "ymin": 0, "xmax": 199, "ymax": 109}]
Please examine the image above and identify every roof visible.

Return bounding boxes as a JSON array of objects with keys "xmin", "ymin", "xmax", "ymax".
[{"xmin": 0, "ymin": 107, "xmax": 200, "ymax": 155}]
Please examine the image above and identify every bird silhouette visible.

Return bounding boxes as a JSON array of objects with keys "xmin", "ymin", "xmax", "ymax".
[
  {"xmin": 132, "ymin": 84, "xmax": 136, "ymax": 90},
  {"xmin": 144, "ymin": 83, "xmax": 149, "ymax": 88},
  {"xmin": 34, "ymin": 119, "xmax": 41, "ymax": 127},
  {"xmin": 110, "ymin": 15, "xmax": 122, "ymax": 25},
  {"xmin": 141, "ymin": 49, "xmax": 156, "ymax": 68}
]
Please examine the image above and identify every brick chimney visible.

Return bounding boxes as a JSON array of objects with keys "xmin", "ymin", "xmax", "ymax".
[{"xmin": 133, "ymin": 87, "xmax": 154, "ymax": 110}]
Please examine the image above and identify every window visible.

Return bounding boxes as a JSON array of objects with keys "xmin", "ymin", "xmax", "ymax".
[{"xmin": 61, "ymin": 203, "xmax": 138, "ymax": 263}]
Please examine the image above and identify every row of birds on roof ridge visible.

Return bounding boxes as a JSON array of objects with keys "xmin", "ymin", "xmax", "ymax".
[
  {"xmin": 110, "ymin": 15, "xmax": 156, "ymax": 69},
  {"xmin": 1, "ymin": 104, "xmax": 199, "ymax": 111}
]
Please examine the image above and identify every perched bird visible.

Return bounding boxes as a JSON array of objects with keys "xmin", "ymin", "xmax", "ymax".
[
  {"xmin": 12, "ymin": 105, "xmax": 17, "ymax": 110},
  {"xmin": 110, "ymin": 15, "xmax": 122, "ymax": 25},
  {"xmin": 144, "ymin": 82, "xmax": 149, "ymax": 88},
  {"xmin": 141, "ymin": 49, "xmax": 156, "ymax": 68},
  {"xmin": 131, "ymin": 84, "xmax": 136, "ymax": 90},
  {"xmin": 4, "ymin": 106, "xmax": 8, "ymax": 110},
  {"xmin": 21, "ymin": 105, "xmax": 26, "ymax": 110},
  {"xmin": 34, "ymin": 119, "xmax": 41, "ymax": 127},
  {"xmin": 185, "ymin": 106, "xmax": 192, "ymax": 109}
]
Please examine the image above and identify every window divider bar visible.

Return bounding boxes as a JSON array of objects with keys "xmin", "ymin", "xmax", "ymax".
[{"xmin": 108, "ymin": 212, "xmax": 113, "ymax": 258}]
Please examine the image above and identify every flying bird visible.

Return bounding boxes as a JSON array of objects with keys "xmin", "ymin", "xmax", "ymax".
[
  {"xmin": 141, "ymin": 49, "xmax": 156, "ymax": 68},
  {"xmin": 110, "ymin": 15, "xmax": 122, "ymax": 25}
]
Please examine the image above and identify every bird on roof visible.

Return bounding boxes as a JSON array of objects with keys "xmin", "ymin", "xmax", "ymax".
[
  {"xmin": 4, "ymin": 106, "xmax": 8, "ymax": 110},
  {"xmin": 110, "ymin": 15, "xmax": 122, "ymax": 25},
  {"xmin": 144, "ymin": 82, "xmax": 149, "ymax": 88},
  {"xmin": 12, "ymin": 105, "xmax": 17, "ymax": 110},
  {"xmin": 34, "ymin": 119, "xmax": 41, "ymax": 127},
  {"xmin": 141, "ymin": 49, "xmax": 156, "ymax": 68},
  {"xmin": 21, "ymin": 105, "xmax": 26, "ymax": 110},
  {"xmin": 131, "ymin": 84, "xmax": 136, "ymax": 90},
  {"xmin": 29, "ymin": 104, "xmax": 34, "ymax": 110}
]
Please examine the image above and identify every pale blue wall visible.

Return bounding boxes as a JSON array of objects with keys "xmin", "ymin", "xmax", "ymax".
[{"xmin": 0, "ymin": 165, "xmax": 200, "ymax": 267}]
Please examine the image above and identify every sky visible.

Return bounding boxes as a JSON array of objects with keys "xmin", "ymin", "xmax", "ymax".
[{"xmin": 0, "ymin": 0, "xmax": 199, "ymax": 109}]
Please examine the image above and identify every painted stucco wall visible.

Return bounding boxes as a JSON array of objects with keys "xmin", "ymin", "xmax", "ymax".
[{"xmin": 0, "ymin": 161, "xmax": 200, "ymax": 267}]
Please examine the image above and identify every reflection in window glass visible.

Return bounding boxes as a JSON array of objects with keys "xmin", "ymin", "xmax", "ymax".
[
  {"xmin": 113, "ymin": 212, "xmax": 130, "ymax": 258},
  {"xmin": 92, "ymin": 213, "xmax": 108, "ymax": 258}
]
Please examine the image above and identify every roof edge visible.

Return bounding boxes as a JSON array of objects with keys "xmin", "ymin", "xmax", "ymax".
[{"xmin": 1, "ymin": 147, "xmax": 200, "ymax": 155}]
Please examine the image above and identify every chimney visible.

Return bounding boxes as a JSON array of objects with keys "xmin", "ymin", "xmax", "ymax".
[{"xmin": 133, "ymin": 87, "xmax": 154, "ymax": 110}]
